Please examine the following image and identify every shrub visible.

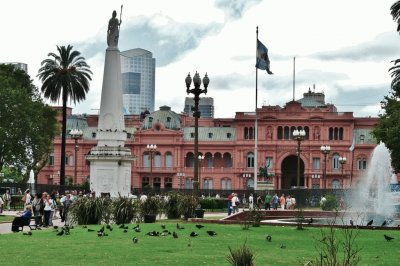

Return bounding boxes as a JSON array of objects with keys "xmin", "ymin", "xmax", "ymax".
[
  {"xmin": 139, "ymin": 196, "xmax": 162, "ymax": 217},
  {"xmin": 164, "ymin": 192, "xmax": 181, "ymax": 219},
  {"xmin": 68, "ymin": 197, "xmax": 112, "ymax": 225},
  {"xmin": 199, "ymin": 198, "xmax": 226, "ymax": 210},
  {"xmin": 112, "ymin": 196, "xmax": 139, "ymax": 225},
  {"xmin": 321, "ymin": 195, "xmax": 338, "ymax": 211},
  {"xmin": 226, "ymin": 241, "xmax": 255, "ymax": 266},
  {"xmin": 178, "ymin": 194, "xmax": 199, "ymax": 220}
]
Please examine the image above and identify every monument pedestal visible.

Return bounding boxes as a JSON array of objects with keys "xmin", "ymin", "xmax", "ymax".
[{"xmin": 86, "ymin": 43, "xmax": 134, "ymax": 197}]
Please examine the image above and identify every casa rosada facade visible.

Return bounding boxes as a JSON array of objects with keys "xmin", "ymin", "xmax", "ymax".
[{"xmin": 37, "ymin": 90, "xmax": 380, "ymax": 191}]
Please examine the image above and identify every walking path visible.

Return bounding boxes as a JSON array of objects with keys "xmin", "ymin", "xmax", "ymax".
[{"xmin": 0, "ymin": 211, "xmax": 228, "ymax": 234}]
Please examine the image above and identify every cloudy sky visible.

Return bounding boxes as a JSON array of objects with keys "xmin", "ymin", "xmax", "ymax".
[{"xmin": 2, "ymin": 0, "xmax": 400, "ymax": 118}]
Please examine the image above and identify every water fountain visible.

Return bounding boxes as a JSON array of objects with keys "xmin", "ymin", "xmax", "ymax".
[{"xmin": 348, "ymin": 142, "xmax": 399, "ymax": 226}]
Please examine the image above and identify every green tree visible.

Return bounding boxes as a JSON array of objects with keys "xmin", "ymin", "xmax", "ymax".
[
  {"xmin": 37, "ymin": 45, "xmax": 92, "ymax": 186},
  {"xmin": 0, "ymin": 64, "xmax": 57, "ymax": 182},
  {"xmin": 372, "ymin": 1, "xmax": 400, "ymax": 172}
]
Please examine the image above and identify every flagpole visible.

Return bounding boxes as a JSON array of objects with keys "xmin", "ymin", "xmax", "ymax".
[
  {"xmin": 254, "ymin": 26, "xmax": 259, "ymax": 191},
  {"xmin": 293, "ymin": 57, "xmax": 295, "ymax": 101}
]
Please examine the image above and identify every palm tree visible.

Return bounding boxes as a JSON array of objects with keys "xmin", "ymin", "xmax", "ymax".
[
  {"xmin": 391, "ymin": 1, "xmax": 400, "ymax": 91},
  {"xmin": 37, "ymin": 45, "xmax": 92, "ymax": 186}
]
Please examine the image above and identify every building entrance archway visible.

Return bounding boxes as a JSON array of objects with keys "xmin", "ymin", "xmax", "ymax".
[{"xmin": 281, "ymin": 155, "xmax": 305, "ymax": 189}]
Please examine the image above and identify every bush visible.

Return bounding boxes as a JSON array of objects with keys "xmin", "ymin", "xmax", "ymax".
[
  {"xmin": 164, "ymin": 192, "xmax": 181, "ymax": 219},
  {"xmin": 226, "ymin": 241, "xmax": 255, "ymax": 266},
  {"xmin": 178, "ymin": 194, "xmax": 199, "ymax": 220},
  {"xmin": 68, "ymin": 197, "xmax": 112, "ymax": 225},
  {"xmin": 321, "ymin": 195, "xmax": 338, "ymax": 211},
  {"xmin": 139, "ymin": 196, "xmax": 162, "ymax": 217},
  {"xmin": 199, "ymin": 198, "xmax": 226, "ymax": 210},
  {"xmin": 112, "ymin": 196, "xmax": 139, "ymax": 225}
]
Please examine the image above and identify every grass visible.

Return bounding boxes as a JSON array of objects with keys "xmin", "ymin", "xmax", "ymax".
[
  {"xmin": 0, "ymin": 221, "xmax": 399, "ymax": 265},
  {"xmin": 0, "ymin": 215, "xmax": 14, "ymax": 223}
]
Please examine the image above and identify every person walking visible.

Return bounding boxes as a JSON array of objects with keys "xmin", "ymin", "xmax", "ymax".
[
  {"xmin": 272, "ymin": 193, "xmax": 279, "ymax": 210},
  {"xmin": 3, "ymin": 189, "xmax": 11, "ymax": 211},
  {"xmin": 231, "ymin": 193, "xmax": 239, "ymax": 214},
  {"xmin": 227, "ymin": 193, "xmax": 234, "ymax": 215},
  {"xmin": 265, "ymin": 192, "xmax": 272, "ymax": 210},
  {"xmin": 279, "ymin": 194, "xmax": 286, "ymax": 210},
  {"xmin": 248, "ymin": 193, "xmax": 254, "ymax": 210}
]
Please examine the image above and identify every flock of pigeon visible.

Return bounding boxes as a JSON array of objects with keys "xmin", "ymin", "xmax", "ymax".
[
  {"xmin": 21, "ymin": 220, "xmax": 396, "ymax": 243},
  {"xmin": 43, "ymin": 222, "xmax": 218, "ymax": 245}
]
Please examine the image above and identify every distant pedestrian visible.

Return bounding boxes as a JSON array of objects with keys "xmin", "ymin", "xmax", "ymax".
[
  {"xmin": 272, "ymin": 193, "xmax": 279, "ymax": 210},
  {"xmin": 3, "ymin": 189, "xmax": 11, "ymax": 211},
  {"xmin": 280, "ymin": 194, "xmax": 286, "ymax": 210},
  {"xmin": 265, "ymin": 193, "xmax": 272, "ymax": 210},
  {"xmin": 248, "ymin": 194, "xmax": 254, "ymax": 210},
  {"xmin": 227, "ymin": 193, "xmax": 234, "ymax": 215},
  {"xmin": 231, "ymin": 193, "xmax": 239, "ymax": 214}
]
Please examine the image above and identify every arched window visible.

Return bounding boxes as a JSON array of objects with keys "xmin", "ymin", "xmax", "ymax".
[
  {"xmin": 164, "ymin": 177, "xmax": 173, "ymax": 189},
  {"xmin": 332, "ymin": 179, "xmax": 341, "ymax": 189},
  {"xmin": 154, "ymin": 152, "xmax": 161, "ymax": 167},
  {"xmin": 249, "ymin": 127, "xmax": 254, "ymax": 139},
  {"xmin": 143, "ymin": 153, "xmax": 150, "ymax": 167},
  {"xmin": 221, "ymin": 178, "xmax": 231, "ymax": 190},
  {"xmin": 247, "ymin": 152, "xmax": 254, "ymax": 168},
  {"xmin": 223, "ymin": 153, "xmax": 232, "ymax": 168},
  {"xmin": 332, "ymin": 153, "xmax": 340, "ymax": 170},
  {"xmin": 185, "ymin": 153, "xmax": 195, "ymax": 167},
  {"xmin": 284, "ymin": 126, "xmax": 290, "ymax": 139},
  {"xmin": 205, "ymin": 152, "xmax": 213, "ymax": 168},
  {"xmin": 329, "ymin": 127, "xmax": 333, "ymax": 140},
  {"xmin": 203, "ymin": 178, "xmax": 213, "ymax": 189},
  {"xmin": 142, "ymin": 177, "xmax": 150, "ymax": 187},
  {"xmin": 153, "ymin": 177, "xmax": 161, "ymax": 189},
  {"xmin": 185, "ymin": 178, "xmax": 193, "ymax": 189},
  {"xmin": 165, "ymin": 152, "xmax": 173, "ymax": 168},
  {"xmin": 334, "ymin": 127, "xmax": 339, "ymax": 140},
  {"xmin": 244, "ymin": 127, "xmax": 249, "ymax": 139},
  {"xmin": 304, "ymin": 126, "xmax": 310, "ymax": 139},
  {"xmin": 277, "ymin": 126, "xmax": 283, "ymax": 140},
  {"xmin": 339, "ymin": 127, "xmax": 344, "ymax": 140}
]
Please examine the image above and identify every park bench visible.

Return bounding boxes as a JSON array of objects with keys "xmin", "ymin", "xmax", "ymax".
[{"xmin": 11, "ymin": 215, "xmax": 42, "ymax": 232}]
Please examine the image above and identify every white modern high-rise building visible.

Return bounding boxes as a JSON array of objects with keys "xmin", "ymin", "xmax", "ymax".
[{"xmin": 120, "ymin": 49, "xmax": 155, "ymax": 115}]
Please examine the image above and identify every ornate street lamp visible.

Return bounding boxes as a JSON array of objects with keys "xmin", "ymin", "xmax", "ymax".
[
  {"xmin": 147, "ymin": 144, "xmax": 157, "ymax": 185},
  {"xmin": 339, "ymin": 156, "xmax": 347, "ymax": 182},
  {"xmin": 70, "ymin": 129, "xmax": 83, "ymax": 184},
  {"xmin": 293, "ymin": 129, "xmax": 306, "ymax": 188},
  {"xmin": 320, "ymin": 145, "xmax": 331, "ymax": 189},
  {"xmin": 185, "ymin": 72, "xmax": 210, "ymax": 194}
]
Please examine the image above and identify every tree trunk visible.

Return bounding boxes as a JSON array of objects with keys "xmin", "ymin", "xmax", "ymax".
[{"xmin": 60, "ymin": 89, "xmax": 68, "ymax": 186}]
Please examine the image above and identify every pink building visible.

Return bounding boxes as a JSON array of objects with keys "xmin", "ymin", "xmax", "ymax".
[{"xmin": 37, "ymin": 90, "xmax": 378, "ymax": 190}]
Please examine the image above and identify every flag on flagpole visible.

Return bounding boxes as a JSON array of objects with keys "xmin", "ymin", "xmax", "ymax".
[{"xmin": 256, "ymin": 39, "xmax": 273, "ymax": 74}]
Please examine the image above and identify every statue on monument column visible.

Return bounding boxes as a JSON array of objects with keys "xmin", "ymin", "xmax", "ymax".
[{"xmin": 107, "ymin": 8, "xmax": 122, "ymax": 47}]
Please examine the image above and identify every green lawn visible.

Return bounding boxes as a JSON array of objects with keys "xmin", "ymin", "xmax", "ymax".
[
  {"xmin": 0, "ymin": 222, "xmax": 399, "ymax": 265},
  {"xmin": 0, "ymin": 215, "xmax": 14, "ymax": 223}
]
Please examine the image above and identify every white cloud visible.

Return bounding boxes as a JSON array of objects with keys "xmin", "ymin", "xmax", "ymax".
[{"xmin": 1, "ymin": 0, "xmax": 398, "ymax": 118}]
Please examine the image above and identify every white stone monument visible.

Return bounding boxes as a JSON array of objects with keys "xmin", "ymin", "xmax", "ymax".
[{"xmin": 86, "ymin": 8, "xmax": 134, "ymax": 197}]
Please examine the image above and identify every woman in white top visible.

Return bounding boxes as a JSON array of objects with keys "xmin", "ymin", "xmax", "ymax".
[
  {"xmin": 231, "ymin": 194, "xmax": 239, "ymax": 214},
  {"xmin": 43, "ymin": 194, "xmax": 54, "ymax": 227}
]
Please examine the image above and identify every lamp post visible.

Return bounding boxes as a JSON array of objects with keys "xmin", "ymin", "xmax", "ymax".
[
  {"xmin": 177, "ymin": 172, "xmax": 185, "ymax": 190},
  {"xmin": 147, "ymin": 144, "xmax": 157, "ymax": 185},
  {"xmin": 70, "ymin": 129, "xmax": 83, "ymax": 184},
  {"xmin": 185, "ymin": 72, "xmax": 210, "ymax": 194},
  {"xmin": 198, "ymin": 154, "xmax": 205, "ymax": 189},
  {"xmin": 293, "ymin": 129, "xmax": 306, "ymax": 188},
  {"xmin": 339, "ymin": 156, "xmax": 347, "ymax": 185},
  {"xmin": 320, "ymin": 145, "xmax": 331, "ymax": 189}
]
